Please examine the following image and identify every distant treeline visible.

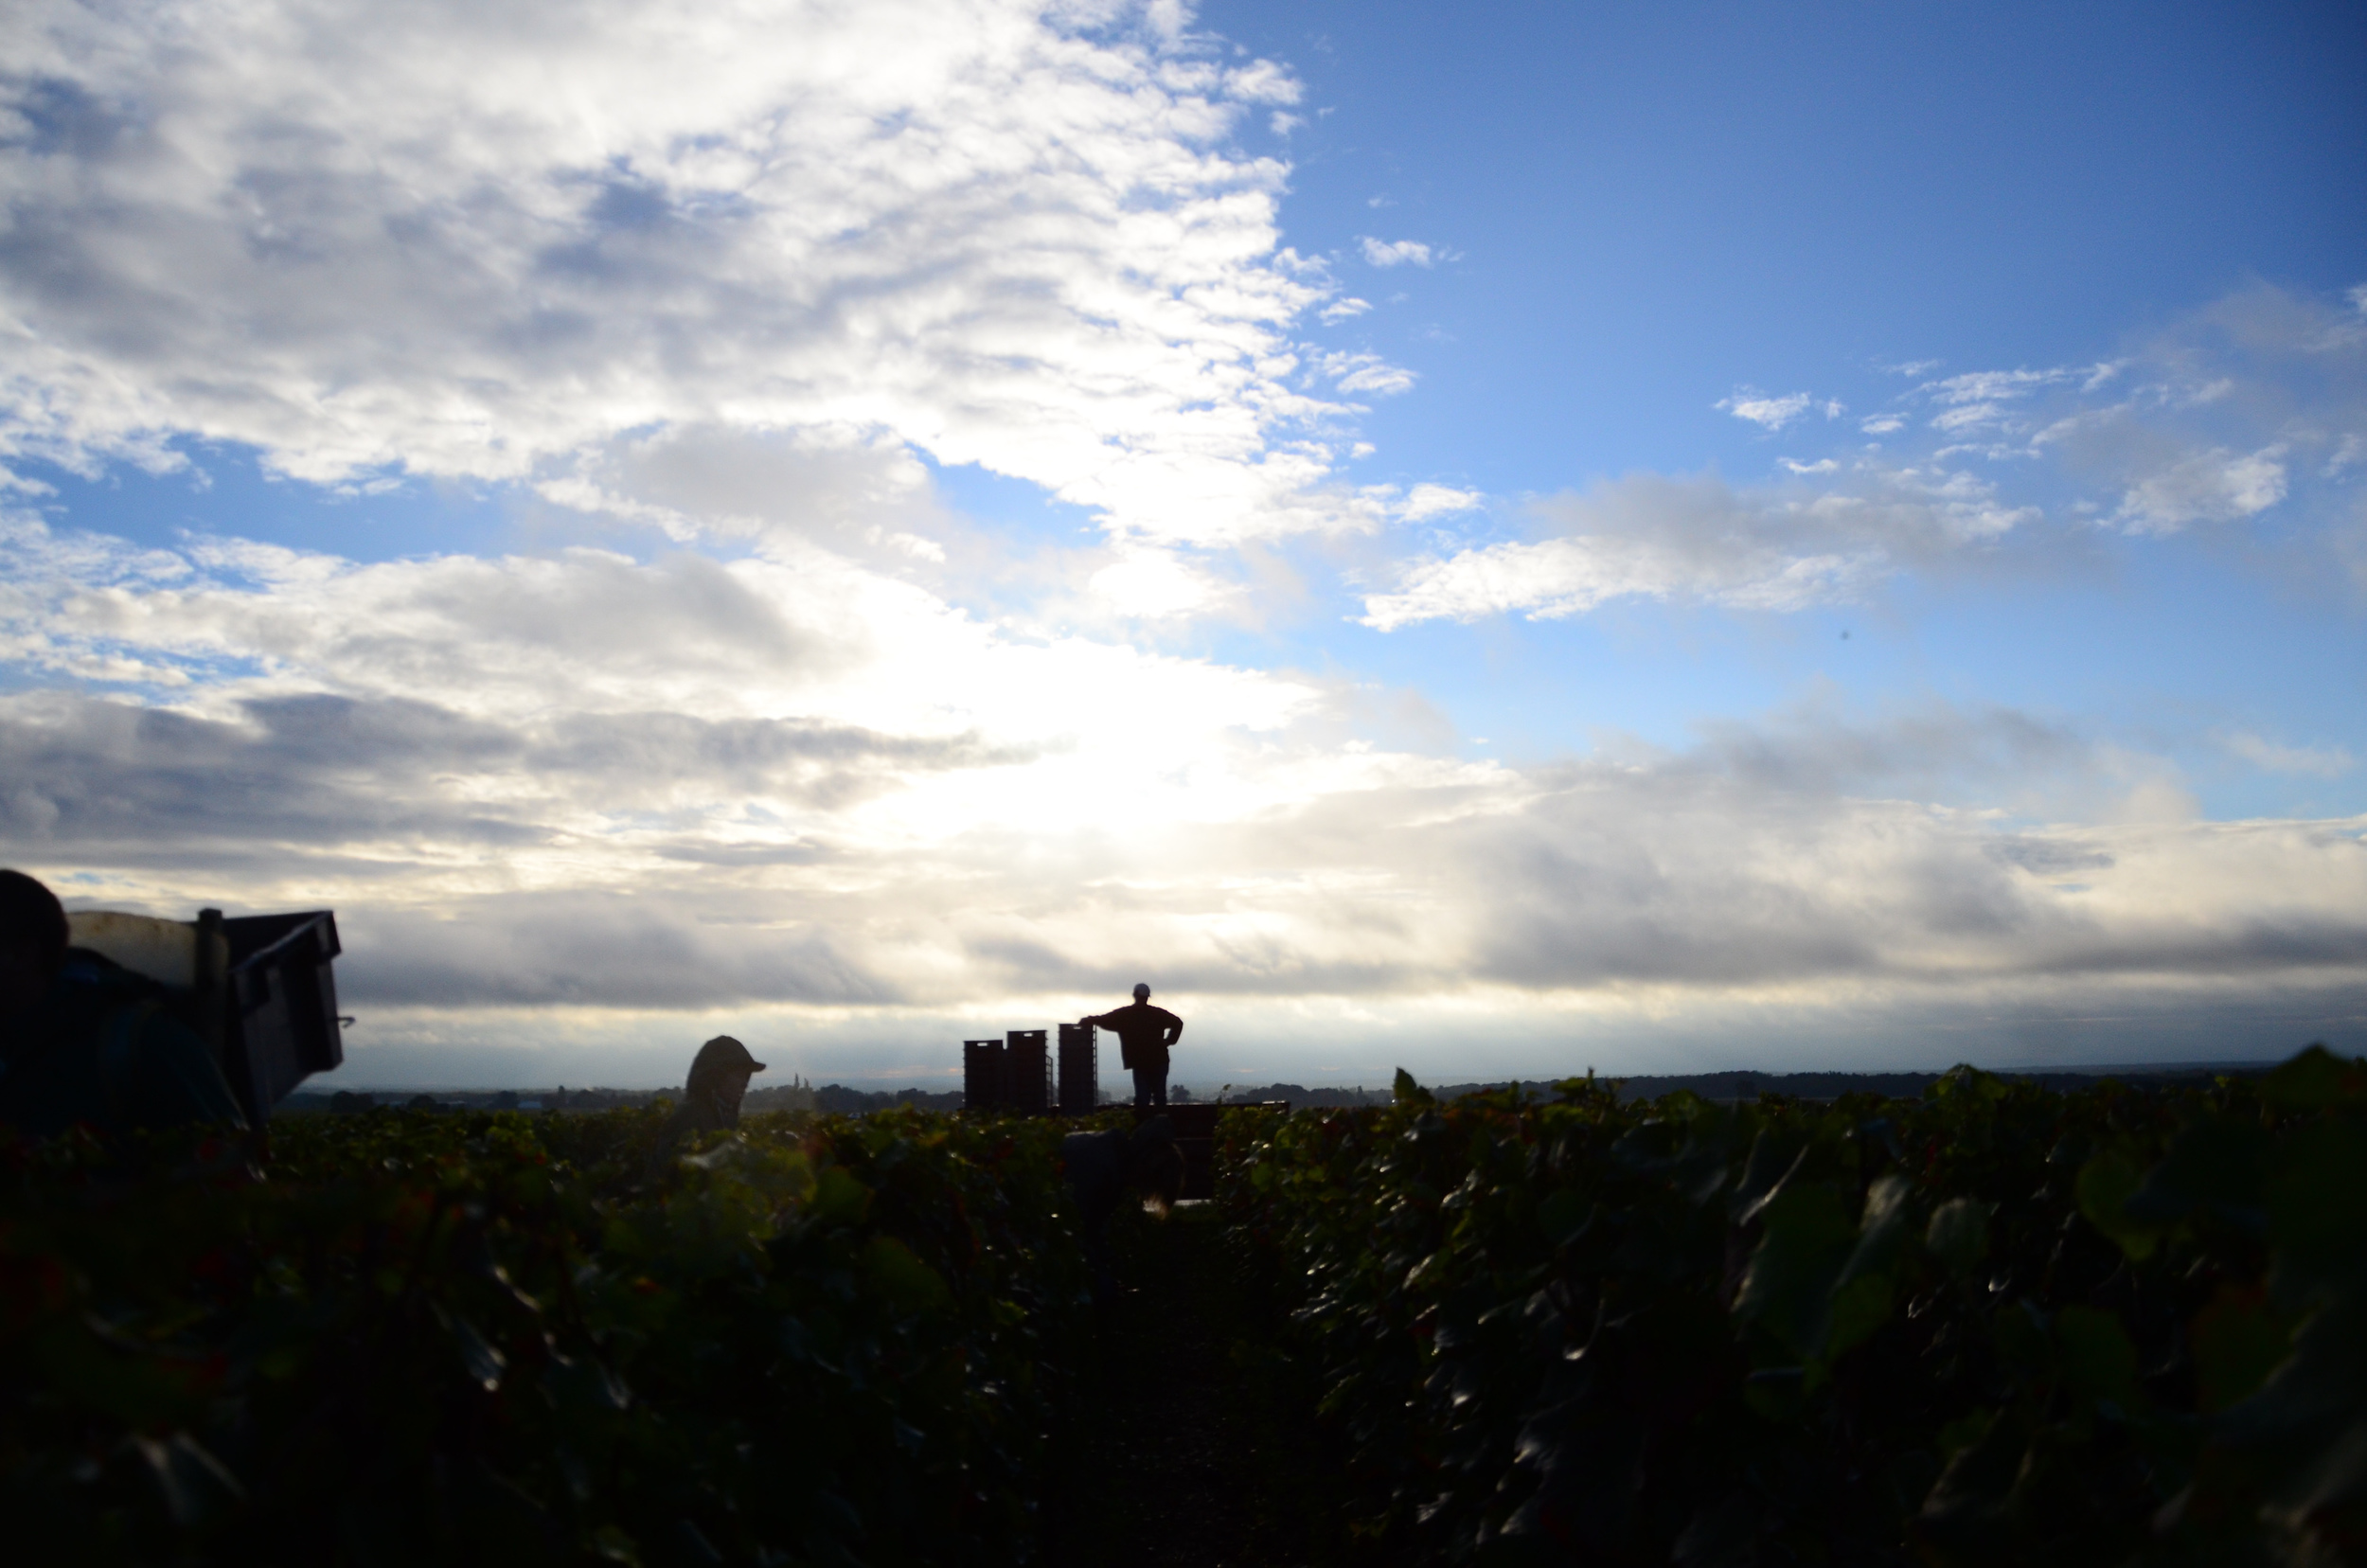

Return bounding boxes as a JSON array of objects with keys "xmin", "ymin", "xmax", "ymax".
[
  {"xmin": 277, "ymin": 1064, "xmax": 2274, "ymax": 1118},
  {"xmin": 1219, "ymin": 1083, "xmax": 1385, "ymax": 1107},
  {"xmin": 1598, "ymin": 1062, "xmax": 2273, "ymax": 1102},
  {"xmin": 281, "ymin": 1087, "xmax": 665, "ymax": 1114},
  {"xmin": 1231, "ymin": 1065, "xmax": 2280, "ymax": 1108},
  {"xmin": 799, "ymin": 1084, "xmax": 965, "ymax": 1114},
  {"xmin": 279, "ymin": 1082, "xmax": 965, "ymax": 1115}
]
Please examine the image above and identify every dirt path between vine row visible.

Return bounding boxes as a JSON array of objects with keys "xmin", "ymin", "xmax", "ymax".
[{"xmin": 1044, "ymin": 1203, "xmax": 1344, "ymax": 1568}]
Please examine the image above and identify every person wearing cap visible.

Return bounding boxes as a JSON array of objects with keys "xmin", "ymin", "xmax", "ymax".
[
  {"xmin": 665, "ymin": 1034, "xmax": 767, "ymax": 1138},
  {"xmin": 1078, "ymin": 983, "xmax": 1184, "ymax": 1108},
  {"xmin": 0, "ymin": 868, "xmax": 248, "ymax": 1138}
]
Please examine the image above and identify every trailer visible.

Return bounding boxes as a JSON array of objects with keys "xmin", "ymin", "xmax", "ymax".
[{"xmin": 63, "ymin": 906, "xmax": 346, "ymax": 1126}]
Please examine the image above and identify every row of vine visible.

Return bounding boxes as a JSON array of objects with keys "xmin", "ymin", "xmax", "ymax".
[
  {"xmin": 2, "ymin": 1105, "xmax": 1092, "ymax": 1566},
  {"xmin": 1217, "ymin": 1050, "xmax": 2367, "ymax": 1566}
]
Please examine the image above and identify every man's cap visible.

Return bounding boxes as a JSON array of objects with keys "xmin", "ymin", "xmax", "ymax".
[
  {"xmin": 1131, "ymin": 982, "xmax": 1150, "ymax": 999},
  {"xmin": 695, "ymin": 1034, "xmax": 767, "ymax": 1073}
]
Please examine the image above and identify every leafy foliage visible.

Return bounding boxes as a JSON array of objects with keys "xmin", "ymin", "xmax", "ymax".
[
  {"xmin": 1219, "ymin": 1050, "xmax": 2367, "ymax": 1566},
  {"xmin": 0, "ymin": 1105, "xmax": 1091, "ymax": 1566}
]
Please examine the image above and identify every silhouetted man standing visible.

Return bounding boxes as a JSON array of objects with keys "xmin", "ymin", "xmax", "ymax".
[{"xmin": 1079, "ymin": 983, "xmax": 1183, "ymax": 1107}]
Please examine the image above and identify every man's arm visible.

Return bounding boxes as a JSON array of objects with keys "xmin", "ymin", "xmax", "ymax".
[{"xmin": 1159, "ymin": 1007, "xmax": 1183, "ymax": 1047}]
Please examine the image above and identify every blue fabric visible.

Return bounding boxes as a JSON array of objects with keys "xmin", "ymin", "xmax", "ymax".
[{"xmin": 0, "ymin": 953, "xmax": 247, "ymax": 1137}]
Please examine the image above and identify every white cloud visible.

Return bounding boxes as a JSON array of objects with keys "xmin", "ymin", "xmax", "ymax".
[
  {"xmin": 6, "ymin": 508, "xmax": 2361, "ymax": 1074},
  {"xmin": 1226, "ymin": 59, "xmax": 1302, "ymax": 104},
  {"xmin": 1652, "ymin": 283, "xmax": 2367, "ymax": 606},
  {"xmin": 0, "ymin": 510, "xmax": 1321, "ymax": 838},
  {"xmin": 1319, "ymin": 296, "xmax": 1373, "ymax": 324},
  {"xmin": 2115, "ymin": 445, "xmax": 2288, "ymax": 533},
  {"xmin": 1319, "ymin": 351, "xmax": 1417, "ymax": 398},
  {"xmin": 1360, "ymin": 468, "xmax": 2036, "ymax": 629},
  {"xmin": 6, "ymin": 526, "xmax": 2361, "ymax": 1053},
  {"xmin": 1919, "ymin": 367, "xmax": 2092, "ymax": 436},
  {"xmin": 0, "ymin": 0, "xmax": 1388, "ymax": 547},
  {"xmin": 1086, "ymin": 544, "xmax": 1232, "ymax": 618},
  {"xmin": 1361, "ymin": 534, "xmax": 1878, "ymax": 627},
  {"xmin": 1717, "ymin": 389, "xmax": 1814, "ymax": 430},
  {"xmin": 2220, "ymin": 731, "xmax": 2355, "ymax": 779},
  {"xmin": 1400, "ymin": 484, "xmax": 1484, "ymax": 522},
  {"xmin": 1358, "ymin": 237, "xmax": 1435, "ymax": 268}
]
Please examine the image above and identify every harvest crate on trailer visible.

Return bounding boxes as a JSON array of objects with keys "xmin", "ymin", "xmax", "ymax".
[{"xmin": 63, "ymin": 905, "xmax": 346, "ymax": 1125}]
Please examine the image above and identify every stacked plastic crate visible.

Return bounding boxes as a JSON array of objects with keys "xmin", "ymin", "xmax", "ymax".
[
  {"xmin": 1056, "ymin": 1023, "xmax": 1096, "ymax": 1114},
  {"xmin": 963, "ymin": 1030, "xmax": 1052, "ymax": 1114}
]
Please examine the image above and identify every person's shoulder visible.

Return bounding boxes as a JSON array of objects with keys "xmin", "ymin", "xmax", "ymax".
[
  {"xmin": 1155, "ymin": 1005, "xmax": 1182, "ymax": 1022},
  {"xmin": 15, "ymin": 953, "xmax": 145, "ymax": 1041},
  {"xmin": 58, "ymin": 949, "xmax": 166, "ymax": 1002},
  {"xmin": 1060, "ymin": 1128, "xmax": 1124, "ymax": 1164}
]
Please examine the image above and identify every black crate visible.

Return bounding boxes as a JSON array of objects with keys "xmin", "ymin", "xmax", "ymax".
[
  {"xmin": 962, "ymin": 1039, "xmax": 1006, "ymax": 1110},
  {"xmin": 1057, "ymin": 1023, "xmax": 1097, "ymax": 1114},
  {"xmin": 1004, "ymin": 1030, "xmax": 1049, "ymax": 1114}
]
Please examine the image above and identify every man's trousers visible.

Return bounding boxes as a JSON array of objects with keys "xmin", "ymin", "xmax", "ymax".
[{"xmin": 1130, "ymin": 1062, "xmax": 1168, "ymax": 1107}]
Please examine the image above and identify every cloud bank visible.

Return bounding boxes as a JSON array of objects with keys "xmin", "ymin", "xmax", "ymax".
[
  {"xmin": 1360, "ymin": 467, "xmax": 2033, "ymax": 627},
  {"xmin": 0, "ymin": 0, "xmax": 1403, "ymax": 546},
  {"xmin": 0, "ymin": 5, "xmax": 2358, "ymax": 1080},
  {"xmin": 1369, "ymin": 285, "xmax": 2367, "ymax": 627},
  {"xmin": 6, "ymin": 517, "xmax": 2361, "ymax": 1071}
]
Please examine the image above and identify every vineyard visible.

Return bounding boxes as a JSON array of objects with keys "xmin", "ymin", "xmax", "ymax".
[
  {"xmin": 2, "ymin": 1106, "xmax": 1095, "ymax": 1565},
  {"xmin": 1219, "ymin": 1052, "xmax": 2367, "ymax": 1566},
  {"xmin": 4, "ymin": 1050, "xmax": 2363, "ymax": 1565}
]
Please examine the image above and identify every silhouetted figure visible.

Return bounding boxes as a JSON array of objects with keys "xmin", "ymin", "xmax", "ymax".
[
  {"xmin": 659, "ymin": 1034, "xmax": 767, "ymax": 1143},
  {"xmin": 0, "ymin": 870, "xmax": 247, "ymax": 1138},
  {"xmin": 1059, "ymin": 1114, "xmax": 1184, "ymax": 1301},
  {"xmin": 1079, "ymin": 983, "xmax": 1184, "ymax": 1107}
]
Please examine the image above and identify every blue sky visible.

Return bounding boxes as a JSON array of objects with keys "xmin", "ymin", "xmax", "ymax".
[
  {"xmin": 2, "ymin": 0, "xmax": 2361, "ymax": 1089},
  {"xmin": 1220, "ymin": 0, "xmax": 2367, "ymax": 794},
  {"xmin": 1211, "ymin": 0, "xmax": 2362, "ymax": 476}
]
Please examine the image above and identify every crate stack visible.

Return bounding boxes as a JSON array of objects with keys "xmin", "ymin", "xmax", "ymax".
[
  {"xmin": 964, "ymin": 1031, "xmax": 1053, "ymax": 1114},
  {"xmin": 1003, "ymin": 1029, "xmax": 1050, "ymax": 1114},
  {"xmin": 1057, "ymin": 1023, "xmax": 1097, "ymax": 1114},
  {"xmin": 962, "ymin": 1039, "xmax": 1006, "ymax": 1111}
]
